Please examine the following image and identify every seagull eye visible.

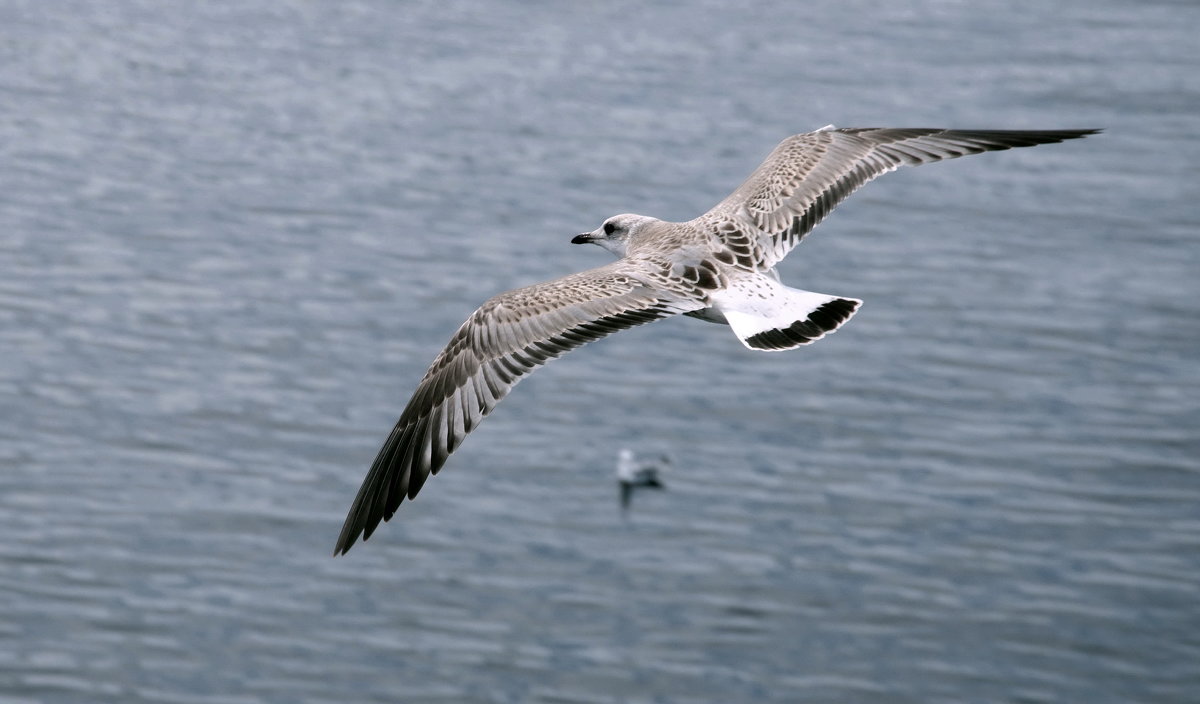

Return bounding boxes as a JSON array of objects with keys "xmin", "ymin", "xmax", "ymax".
[{"xmin": 603, "ymin": 222, "xmax": 616, "ymax": 235}]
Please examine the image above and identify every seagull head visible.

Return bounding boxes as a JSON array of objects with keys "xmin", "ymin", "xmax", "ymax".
[{"xmin": 572, "ymin": 213, "xmax": 653, "ymax": 257}]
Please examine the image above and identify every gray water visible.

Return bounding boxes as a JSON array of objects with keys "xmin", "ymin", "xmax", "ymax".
[{"xmin": 2, "ymin": 1, "xmax": 1198, "ymax": 702}]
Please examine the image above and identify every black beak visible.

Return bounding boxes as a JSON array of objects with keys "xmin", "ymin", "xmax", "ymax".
[{"xmin": 571, "ymin": 233, "xmax": 593, "ymax": 244}]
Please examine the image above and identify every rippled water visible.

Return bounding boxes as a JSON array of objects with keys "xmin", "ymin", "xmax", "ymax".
[{"xmin": 2, "ymin": 1, "xmax": 1198, "ymax": 702}]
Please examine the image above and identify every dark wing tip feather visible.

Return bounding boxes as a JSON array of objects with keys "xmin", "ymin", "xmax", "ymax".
[
  {"xmin": 333, "ymin": 380, "xmax": 468, "ymax": 556},
  {"xmin": 927, "ymin": 128, "xmax": 1101, "ymax": 150},
  {"xmin": 850, "ymin": 128, "xmax": 1099, "ymax": 166},
  {"xmin": 333, "ymin": 422, "xmax": 410, "ymax": 555},
  {"xmin": 845, "ymin": 127, "xmax": 1101, "ymax": 142}
]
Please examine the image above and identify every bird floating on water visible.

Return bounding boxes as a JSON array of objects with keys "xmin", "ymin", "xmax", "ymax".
[
  {"xmin": 617, "ymin": 448, "xmax": 669, "ymax": 512},
  {"xmin": 335, "ymin": 125, "xmax": 1097, "ymax": 554}
]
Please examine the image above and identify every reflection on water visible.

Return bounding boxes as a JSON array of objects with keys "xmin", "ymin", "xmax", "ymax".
[{"xmin": 1, "ymin": 1, "xmax": 1198, "ymax": 702}]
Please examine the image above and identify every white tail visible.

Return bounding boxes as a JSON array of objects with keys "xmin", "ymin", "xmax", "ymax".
[{"xmin": 710, "ymin": 275, "xmax": 861, "ymax": 351}]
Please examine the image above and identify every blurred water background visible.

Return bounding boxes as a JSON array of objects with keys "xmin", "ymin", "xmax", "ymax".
[{"xmin": 1, "ymin": 1, "xmax": 1197, "ymax": 702}]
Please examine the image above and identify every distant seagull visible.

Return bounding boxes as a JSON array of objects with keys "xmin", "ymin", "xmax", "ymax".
[
  {"xmin": 335, "ymin": 126, "xmax": 1097, "ymax": 554},
  {"xmin": 617, "ymin": 448, "xmax": 669, "ymax": 511}
]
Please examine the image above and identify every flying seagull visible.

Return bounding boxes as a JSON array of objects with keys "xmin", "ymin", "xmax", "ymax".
[
  {"xmin": 335, "ymin": 126, "xmax": 1097, "ymax": 554},
  {"xmin": 617, "ymin": 448, "xmax": 670, "ymax": 512}
]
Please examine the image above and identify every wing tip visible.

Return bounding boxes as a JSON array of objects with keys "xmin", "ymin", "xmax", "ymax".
[
  {"xmin": 333, "ymin": 522, "xmax": 361, "ymax": 556},
  {"xmin": 333, "ymin": 433, "xmax": 405, "ymax": 556},
  {"xmin": 940, "ymin": 127, "xmax": 1103, "ymax": 146},
  {"xmin": 819, "ymin": 127, "xmax": 1102, "ymax": 142},
  {"xmin": 333, "ymin": 499, "xmax": 378, "ymax": 556}
]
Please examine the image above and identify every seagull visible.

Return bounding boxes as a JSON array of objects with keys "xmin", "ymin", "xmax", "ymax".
[
  {"xmin": 617, "ymin": 448, "xmax": 669, "ymax": 511},
  {"xmin": 335, "ymin": 126, "xmax": 1097, "ymax": 554}
]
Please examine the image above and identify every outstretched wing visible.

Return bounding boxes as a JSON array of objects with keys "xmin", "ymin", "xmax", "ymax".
[
  {"xmin": 696, "ymin": 127, "xmax": 1099, "ymax": 269},
  {"xmin": 335, "ymin": 262, "xmax": 701, "ymax": 554}
]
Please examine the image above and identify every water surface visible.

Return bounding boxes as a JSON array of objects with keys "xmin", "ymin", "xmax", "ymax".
[{"xmin": 1, "ymin": 1, "xmax": 1197, "ymax": 702}]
